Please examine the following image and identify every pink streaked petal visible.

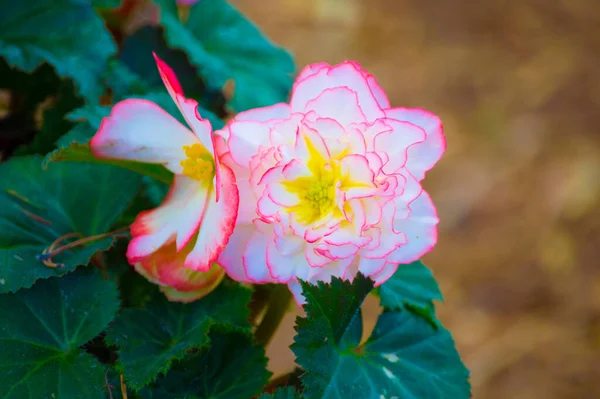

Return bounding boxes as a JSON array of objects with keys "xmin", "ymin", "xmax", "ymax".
[
  {"xmin": 357, "ymin": 256, "xmax": 387, "ymax": 277},
  {"xmin": 183, "ymin": 165, "xmax": 239, "ymax": 271},
  {"xmin": 154, "ymin": 54, "xmax": 209, "ymax": 142},
  {"xmin": 385, "ymin": 108, "xmax": 446, "ymax": 181},
  {"xmin": 234, "ymin": 102, "xmax": 292, "ymax": 122},
  {"xmin": 228, "ymin": 120, "xmax": 272, "ymax": 166},
  {"xmin": 304, "ymin": 87, "xmax": 366, "ymax": 127},
  {"xmin": 374, "ymin": 120, "xmax": 426, "ymax": 175},
  {"xmin": 154, "ymin": 55, "xmax": 218, "ymax": 184},
  {"xmin": 291, "ymin": 62, "xmax": 384, "ymax": 122},
  {"xmin": 389, "ymin": 190, "xmax": 439, "ymax": 264},
  {"xmin": 127, "ymin": 175, "xmax": 209, "ymax": 262},
  {"xmin": 91, "ymin": 99, "xmax": 197, "ymax": 173},
  {"xmin": 153, "ymin": 52, "xmax": 184, "ymax": 98},
  {"xmin": 158, "ymin": 261, "xmax": 224, "ymax": 293}
]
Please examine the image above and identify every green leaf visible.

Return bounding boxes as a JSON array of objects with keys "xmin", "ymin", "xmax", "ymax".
[
  {"xmin": 0, "ymin": 156, "xmax": 142, "ymax": 293},
  {"xmin": 378, "ymin": 261, "xmax": 443, "ymax": 326},
  {"xmin": 0, "ymin": 269, "xmax": 120, "ymax": 399},
  {"xmin": 293, "ymin": 275, "xmax": 471, "ymax": 399},
  {"xmin": 157, "ymin": 0, "xmax": 295, "ymax": 111},
  {"xmin": 93, "ymin": 0, "xmax": 121, "ymax": 8},
  {"xmin": 0, "ymin": 60, "xmax": 62, "ymax": 112},
  {"xmin": 0, "ymin": 0, "xmax": 117, "ymax": 102},
  {"xmin": 258, "ymin": 388, "xmax": 303, "ymax": 399},
  {"xmin": 14, "ymin": 82, "xmax": 83, "ymax": 156},
  {"xmin": 106, "ymin": 280, "xmax": 252, "ymax": 389},
  {"xmin": 144, "ymin": 331, "xmax": 270, "ymax": 399}
]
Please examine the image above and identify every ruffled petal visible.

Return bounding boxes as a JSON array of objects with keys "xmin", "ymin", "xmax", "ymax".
[
  {"xmin": 127, "ymin": 175, "xmax": 209, "ymax": 262},
  {"xmin": 234, "ymin": 102, "xmax": 291, "ymax": 122},
  {"xmin": 374, "ymin": 120, "xmax": 426, "ymax": 174},
  {"xmin": 267, "ymin": 240, "xmax": 307, "ymax": 282},
  {"xmin": 304, "ymin": 87, "xmax": 366, "ymax": 127},
  {"xmin": 183, "ymin": 164, "xmax": 239, "ymax": 271},
  {"xmin": 243, "ymin": 226, "xmax": 276, "ymax": 283},
  {"xmin": 91, "ymin": 99, "xmax": 198, "ymax": 173},
  {"xmin": 294, "ymin": 62, "xmax": 330, "ymax": 85},
  {"xmin": 217, "ymin": 224, "xmax": 255, "ymax": 283},
  {"xmin": 356, "ymin": 256, "xmax": 387, "ymax": 276},
  {"xmin": 227, "ymin": 120, "xmax": 272, "ymax": 166},
  {"xmin": 340, "ymin": 154, "xmax": 377, "ymax": 200},
  {"xmin": 388, "ymin": 190, "xmax": 439, "ymax": 264},
  {"xmin": 291, "ymin": 62, "xmax": 384, "ymax": 122},
  {"xmin": 370, "ymin": 262, "xmax": 398, "ymax": 286},
  {"xmin": 385, "ymin": 108, "xmax": 446, "ymax": 181}
]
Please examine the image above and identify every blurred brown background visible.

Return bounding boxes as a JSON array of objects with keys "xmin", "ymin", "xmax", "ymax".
[{"xmin": 230, "ymin": 0, "xmax": 600, "ymax": 397}]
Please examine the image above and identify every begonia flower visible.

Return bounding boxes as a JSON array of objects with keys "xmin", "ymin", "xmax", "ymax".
[
  {"xmin": 216, "ymin": 61, "xmax": 444, "ymax": 303},
  {"xmin": 91, "ymin": 53, "xmax": 238, "ymax": 302}
]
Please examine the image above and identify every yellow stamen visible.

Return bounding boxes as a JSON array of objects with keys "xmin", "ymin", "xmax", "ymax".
[
  {"xmin": 180, "ymin": 144, "xmax": 215, "ymax": 183},
  {"xmin": 281, "ymin": 135, "xmax": 373, "ymax": 225}
]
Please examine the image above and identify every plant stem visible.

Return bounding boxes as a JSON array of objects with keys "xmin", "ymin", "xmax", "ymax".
[{"xmin": 255, "ymin": 284, "xmax": 292, "ymax": 346}]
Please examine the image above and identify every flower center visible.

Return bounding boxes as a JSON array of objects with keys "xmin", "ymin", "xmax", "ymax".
[
  {"xmin": 289, "ymin": 169, "xmax": 338, "ymax": 224},
  {"xmin": 180, "ymin": 144, "xmax": 214, "ymax": 183}
]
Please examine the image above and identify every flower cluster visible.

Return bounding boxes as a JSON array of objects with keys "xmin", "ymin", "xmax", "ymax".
[{"xmin": 91, "ymin": 56, "xmax": 444, "ymax": 303}]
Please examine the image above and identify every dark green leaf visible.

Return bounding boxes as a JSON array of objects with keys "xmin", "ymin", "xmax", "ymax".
[
  {"xmin": 293, "ymin": 275, "xmax": 471, "ymax": 399},
  {"xmin": 157, "ymin": 0, "xmax": 295, "ymax": 111},
  {"xmin": 93, "ymin": 0, "xmax": 121, "ymax": 8},
  {"xmin": 378, "ymin": 261, "xmax": 443, "ymax": 327},
  {"xmin": 13, "ymin": 82, "xmax": 83, "ymax": 156},
  {"xmin": 258, "ymin": 388, "xmax": 303, "ymax": 399},
  {"xmin": 0, "ymin": 269, "xmax": 120, "ymax": 399},
  {"xmin": 104, "ymin": 59, "xmax": 152, "ymax": 101},
  {"xmin": 0, "ymin": 156, "xmax": 142, "ymax": 292},
  {"xmin": 0, "ymin": 60, "xmax": 61, "ymax": 112},
  {"xmin": 144, "ymin": 331, "xmax": 270, "ymax": 399},
  {"xmin": 0, "ymin": 0, "xmax": 117, "ymax": 101},
  {"xmin": 106, "ymin": 280, "xmax": 252, "ymax": 389}
]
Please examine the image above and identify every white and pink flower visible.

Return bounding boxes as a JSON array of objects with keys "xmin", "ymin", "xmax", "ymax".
[
  {"xmin": 91, "ymin": 53, "xmax": 238, "ymax": 302},
  {"xmin": 216, "ymin": 61, "xmax": 445, "ymax": 303}
]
